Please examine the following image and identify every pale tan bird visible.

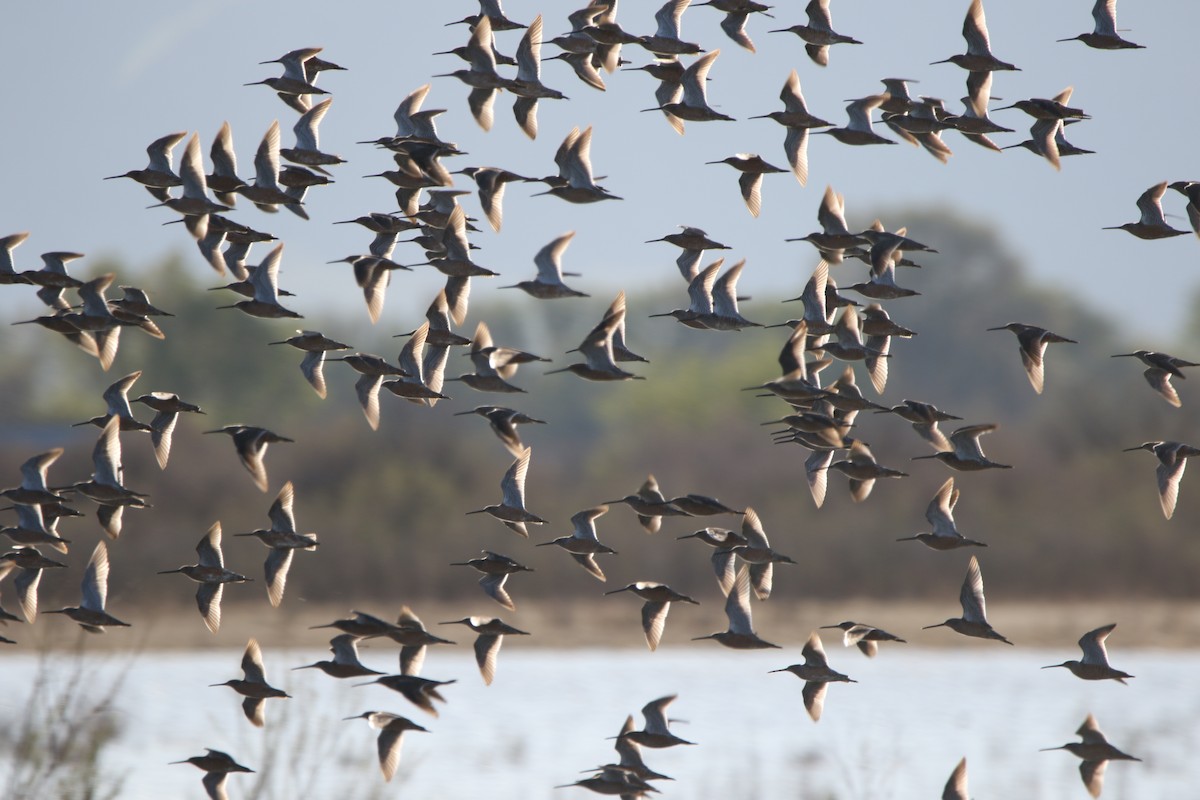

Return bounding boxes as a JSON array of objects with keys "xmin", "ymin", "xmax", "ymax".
[
  {"xmin": 693, "ymin": 565, "xmax": 779, "ymax": 649},
  {"xmin": 211, "ymin": 639, "xmax": 290, "ymax": 727},
  {"xmin": 170, "ymin": 749, "xmax": 253, "ymax": 800},
  {"xmin": 829, "ymin": 440, "xmax": 909, "ymax": 502},
  {"xmin": 619, "ymin": 695, "xmax": 696, "ymax": 748},
  {"xmin": 712, "ymin": 507, "xmax": 794, "ymax": 599},
  {"xmin": 1059, "ymin": 0, "xmax": 1144, "ymax": 50},
  {"xmin": 642, "ymin": 50, "xmax": 734, "ymax": 123},
  {"xmin": 450, "ymin": 550, "xmax": 533, "ymax": 610},
  {"xmin": 343, "ymin": 711, "xmax": 428, "ymax": 782},
  {"xmin": 896, "ymin": 477, "xmax": 987, "ymax": 550},
  {"xmin": 536, "ymin": 505, "xmax": 615, "ymax": 581},
  {"xmin": 1104, "ymin": 182, "xmax": 1188, "ymax": 239},
  {"xmin": 204, "ymin": 425, "xmax": 293, "ymax": 493},
  {"xmin": 1, "ymin": 547, "xmax": 65, "ymax": 623},
  {"xmin": 931, "ymin": 0, "xmax": 1020, "ymax": 72},
  {"xmin": 749, "ymin": 69, "xmax": 833, "ymax": 186},
  {"xmin": 606, "ymin": 474, "xmax": 689, "ymax": 533},
  {"xmin": 549, "ymin": 294, "xmax": 645, "ymax": 380},
  {"xmin": 1041, "ymin": 714, "xmax": 1141, "ymax": 798},
  {"xmin": 131, "ymin": 391, "xmax": 205, "ymax": 469},
  {"xmin": 535, "ymin": 125, "xmax": 622, "ymax": 203},
  {"xmin": 69, "ymin": 415, "xmax": 150, "ymax": 539},
  {"xmin": 233, "ymin": 481, "xmax": 318, "ymax": 607},
  {"xmin": 605, "ymin": 581, "xmax": 699, "ymax": 651},
  {"xmin": 923, "ymin": 555, "xmax": 1012, "ymax": 645},
  {"xmin": 913, "ymin": 423, "xmax": 1011, "ymax": 471},
  {"xmin": 294, "ymin": 634, "xmax": 383, "ymax": 679},
  {"xmin": 770, "ymin": 0, "xmax": 863, "ymax": 67},
  {"xmin": 439, "ymin": 616, "xmax": 530, "ymax": 685},
  {"xmin": 1043, "ymin": 623, "xmax": 1134, "ymax": 683},
  {"xmin": 1123, "ymin": 440, "xmax": 1200, "ymax": 519},
  {"xmin": 157, "ymin": 522, "xmax": 250, "ymax": 633},
  {"xmin": 501, "ymin": 231, "xmax": 587, "ymax": 299},
  {"xmin": 987, "ymin": 322, "xmax": 1077, "ymax": 394},
  {"xmin": 1111, "ymin": 350, "xmax": 1198, "ymax": 407},
  {"xmin": 466, "ymin": 447, "xmax": 545, "ymax": 537},
  {"xmin": 269, "ymin": 330, "xmax": 351, "ymax": 399},
  {"xmin": 45, "ymin": 541, "xmax": 129, "ymax": 633},
  {"xmin": 770, "ymin": 631, "xmax": 856, "ymax": 722},
  {"xmin": 818, "ymin": 620, "xmax": 907, "ymax": 658}
]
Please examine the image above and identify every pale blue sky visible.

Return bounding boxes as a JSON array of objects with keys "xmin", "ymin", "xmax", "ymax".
[{"xmin": 2, "ymin": 0, "xmax": 1197, "ymax": 340}]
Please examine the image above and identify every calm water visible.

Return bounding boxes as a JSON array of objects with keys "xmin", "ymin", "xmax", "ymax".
[{"xmin": 2, "ymin": 646, "xmax": 1196, "ymax": 799}]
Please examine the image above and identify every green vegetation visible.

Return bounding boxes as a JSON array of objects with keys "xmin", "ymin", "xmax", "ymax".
[{"xmin": 3, "ymin": 210, "xmax": 1200, "ymax": 613}]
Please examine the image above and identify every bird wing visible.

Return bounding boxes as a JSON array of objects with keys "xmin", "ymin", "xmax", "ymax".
[
  {"xmin": 241, "ymin": 638, "xmax": 267, "ymax": 683},
  {"xmin": 264, "ymin": 548, "xmax": 294, "ymax": 608},
  {"xmin": 293, "ymin": 98, "xmax": 331, "ymax": 151},
  {"xmin": 268, "ymin": 481, "xmax": 297, "ymax": 533},
  {"xmin": 150, "ymin": 410, "xmax": 178, "ymax": 469},
  {"xmin": 474, "ymin": 633, "xmax": 503, "ymax": 685},
  {"xmin": 802, "ymin": 631, "xmax": 829, "ymax": 667},
  {"xmin": 197, "ymin": 583, "xmax": 223, "ymax": 634},
  {"xmin": 515, "ymin": 15, "xmax": 544, "ymax": 83},
  {"xmin": 784, "ymin": 128, "xmax": 810, "ymax": 186},
  {"xmin": 959, "ymin": 556, "xmax": 988, "ymax": 624},
  {"xmin": 681, "ymin": 49, "xmax": 719, "ymax": 108},
  {"xmin": 926, "ymin": 478, "xmax": 958, "ymax": 536},
  {"xmin": 500, "ymin": 447, "xmax": 532, "ymax": 509},
  {"xmin": 1156, "ymin": 453, "xmax": 1186, "ymax": 520},
  {"xmin": 962, "ymin": 0, "xmax": 993, "ymax": 56},
  {"xmin": 81, "ymin": 541, "xmax": 110, "ymax": 612},
  {"xmin": 534, "ymin": 231, "xmax": 575, "ymax": 283},
  {"xmin": 300, "ymin": 350, "xmax": 328, "ymax": 398},
  {"xmin": 641, "ymin": 695, "xmax": 676, "ymax": 735},
  {"xmin": 1079, "ymin": 623, "xmax": 1115, "ymax": 666},
  {"xmin": 480, "ymin": 573, "xmax": 515, "ymax": 610},
  {"xmin": 197, "ymin": 522, "xmax": 224, "ymax": 567},
  {"xmin": 641, "ymin": 600, "xmax": 669, "ymax": 651},
  {"xmin": 377, "ymin": 725, "xmax": 407, "ymax": 782},
  {"xmin": 942, "ymin": 757, "xmax": 969, "ymax": 800},
  {"xmin": 725, "ymin": 565, "xmax": 754, "ymax": 634},
  {"xmin": 802, "ymin": 680, "xmax": 826, "ymax": 722}
]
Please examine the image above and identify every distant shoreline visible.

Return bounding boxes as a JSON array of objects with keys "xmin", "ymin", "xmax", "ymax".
[{"xmin": 10, "ymin": 597, "xmax": 1198, "ymax": 652}]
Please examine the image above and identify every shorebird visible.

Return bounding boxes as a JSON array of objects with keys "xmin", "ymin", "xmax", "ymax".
[
  {"xmin": 1, "ymin": 503, "xmax": 70, "ymax": 554},
  {"xmin": 880, "ymin": 399, "xmax": 959, "ymax": 452},
  {"xmin": 750, "ymin": 70, "xmax": 832, "ymax": 186},
  {"xmin": 643, "ymin": 49, "xmax": 733, "ymax": 123},
  {"xmin": 295, "ymin": 634, "xmax": 383, "ymax": 678},
  {"xmin": 158, "ymin": 522, "xmax": 250, "ymax": 633},
  {"xmin": 466, "ymin": 447, "xmax": 545, "ymax": 536},
  {"xmin": 770, "ymin": 632, "xmax": 856, "ymax": 722},
  {"xmin": 451, "ymin": 0, "xmax": 528, "ymax": 31},
  {"xmin": 1059, "ymin": 0, "xmax": 1144, "ymax": 49},
  {"xmin": 619, "ymin": 695, "xmax": 696, "ymax": 748},
  {"xmin": 2, "ymin": 448, "xmax": 68, "ymax": 507},
  {"xmin": 897, "ymin": 477, "xmax": 987, "ymax": 550},
  {"xmin": 549, "ymin": 295, "xmax": 645, "ymax": 380},
  {"xmin": 669, "ymin": 493, "xmax": 741, "ymax": 516},
  {"xmin": 646, "ymin": 225, "xmax": 730, "ymax": 281},
  {"xmin": 508, "ymin": 15, "xmax": 567, "ymax": 139},
  {"xmin": 234, "ymin": 481, "xmax": 318, "ymax": 607},
  {"xmin": 1111, "ymin": 349, "xmax": 1198, "ymax": 407},
  {"xmin": 560, "ymin": 767, "xmax": 660, "ymax": 797},
  {"xmin": 206, "ymin": 121, "xmax": 245, "ymax": 210},
  {"xmin": 816, "ymin": 95, "xmax": 895, "ymax": 146},
  {"xmin": 503, "ymin": 231, "xmax": 587, "ymax": 298},
  {"xmin": 536, "ymin": 505, "xmax": 615, "ymax": 581},
  {"xmin": 770, "ymin": 0, "xmax": 862, "ymax": 66},
  {"xmin": 706, "ymin": 155, "xmax": 786, "ymax": 218},
  {"xmin": 105, "ymin": 131, "xmax": 186, "ymax": 202},
  {"xmin": 819, "ymin": 621, "xmax": 907, "ymax": 658},
  {"xmin": 787, "ymin": 184, "xmax": 864, "ymax": 260},
  {"xmin": 1043, "ymin": 623, "xmax": 1133, "ymax": 683},
  {"xmin": 997, "ymin": 88, "xmax": 1091, "ymax": 121},
  {"xmin": 234, "ymin": 121, "xmax": 303, "ymax": 215},
  {"xmin": 638, "ymin": 0, "xmax": 703, "ymax": 57},
  {"xmin": 2, "ymin": 548, "xmax": 67, "ymax": 624},
  {"xmin": 204, "ymin": 425, "xmax": 293, "ymax": 493},
  {"xmin": 1104, "ymin": 181, "xmax": 1189, "ymax": 239},
  {"xmin": 435, "ymin": 17, "xmax": 514, "ymax": 132},
  {"xmin": 46, "ymin": 541, "xmax": 129, "ymax": 632},
  {"xmin": 456, "ymin": 166, "xmax": 536, "ymax": 233},
  {"xmin": 536, "ymin": 126, "xmax": 622, "ymax": 203},
  {"xmin": 440, "ymin": 616, "xmax": 529, "ymax": 685},
  {"xmin": 249, "ymin": 46, "xmax": 328, "ymax": 100},
  {"xmin": 212, "ymin": 639, "xmax": 290, "ymax": 727},
  {"xmin": 987, "ymin": 322, "xmax": 1077, "ymax": 394},
  {"xmin": 605, "ymin": 581, "xmax": 699, "ymax": 651},
  {"xmin": 170, "ymin": 749, "xmax": 253, "ymax": 800},
  {"xmin": 69, "ymin": 416, "xmax": 150, "ymax": 538},
  {"xmin": 452, "ymin": 322, "xmax": 544, "ymax": 393},
  {"xmin": 1041, "ymin": 714, "xmax": 1141, "ymax": 798},
  {"xmin": 829, "ymin": 440, "xmax": 908, "ymax": 502},
  {"xmin": 693, "ymin": 565, "xmax": 780, "ymax": 649},
  {"xmin": 697, "ymin": 0, "xmax": 771, "ymax": 52},
  {"xmin": 454, "ymin": 406, "xmax": 546, "ymax": 456},
  {"xmin": 923, "ymin": 555, "xmax": 1012, "ymax": 645},
  {"xmin": 1123, "ymin": 440, "xmax": 1200, "ymax": 520},
  {"xmin": 382, "ymin": 322, "xmax": 450, "ymax": 406},
  {"xmin": 280, "ymin": 97, "xmax": 344, "ymax": 177},
  {"xmin": 269, "ymin": 330, "xmax": 351, "ymax": 399},
  {"xmin": 607, "ymin": 474, "xmax": 689, "ymax": 533},
  {"xmin": 714, "ymin": 507, "xmax": 794, "ymax": 599},
  {"xmin": 0, "ymin": 231, "xmax": 32, "ymax": 285},
  {"xmin": 932, "ymin": 0, "xmax": 1019, "ymax": 72},
  {"xmin": 357, "ymin": 674, "xmax": 456, "ymax": 718},
  {"xmin": 215, "ymin": 243, "xmax": 302, "ymax": 319},
  {"xmin": 450, "ymin": 550, "xmax": 532, "ymax": 610},
  {"xmin": 949, "ymin": 70, "xmax": 1012, "ymax": 152},
  {"xmin": 343, "ymin": 712, "xmax": 428, "ymax": 782},
  {"xmin": 913, "ymin": 423, "xmax": 1011, "ymax": 471},
  {"xmin": 942, "ymin": 757, "xmax": 969, "ymax": 800}
]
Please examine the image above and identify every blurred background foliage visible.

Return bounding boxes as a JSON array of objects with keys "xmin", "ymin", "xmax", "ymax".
[{"xmin": 3, "ymin": 208, "xmax": 1200, "ymax": 620}]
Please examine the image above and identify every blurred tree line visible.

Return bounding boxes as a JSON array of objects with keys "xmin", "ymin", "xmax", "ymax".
[{"xmin": 3, "ymin": 209, "xmax": 1199, "ymax": 619}]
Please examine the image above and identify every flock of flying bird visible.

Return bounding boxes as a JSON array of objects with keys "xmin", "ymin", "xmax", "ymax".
[{"xmin": 1, "ymin": 0, "xmax": 1194, "ymax": 797}]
